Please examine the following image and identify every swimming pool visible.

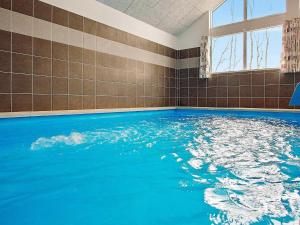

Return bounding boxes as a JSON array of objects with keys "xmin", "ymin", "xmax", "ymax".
[{"xmin": 0, "ymin": 109, "xmax": 299, "ymax": 225}]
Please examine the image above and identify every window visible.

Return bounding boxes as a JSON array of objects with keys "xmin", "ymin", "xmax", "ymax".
[
  {"xmin": 247, "ymin": 26, "xmax": 282, "ymax": 70},
  {"xmin": 212, "ymin": 0, "xmax": 244, "ymax": 27},
  {"xmin": 247, "ymin": 0, "xmax": 286, "ymax": 20},
  {"xmin": 212, "ymin": 33, "xmax": 243, "ymax": 73},
  {"xmin": 210, "ymin": 0, "xmax": 286, "ymax": 72}
]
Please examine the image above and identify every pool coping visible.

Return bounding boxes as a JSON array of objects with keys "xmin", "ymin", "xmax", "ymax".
[
  {"xmin": 0, "ymin": 107, "xmax": 177, "ymax": 118},
  {"xmin": 0, "ymin": 107, "xmax": 299, "ymax": 118}
]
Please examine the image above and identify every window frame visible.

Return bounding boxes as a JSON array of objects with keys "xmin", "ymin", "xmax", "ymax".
[{"xmin": 210, "ymin": 0, "xmax": 286, "ymax": 73}]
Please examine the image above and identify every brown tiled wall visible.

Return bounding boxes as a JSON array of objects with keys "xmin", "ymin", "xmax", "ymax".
[
  {"xmin": 177, "ymin": 49, "xmax": 300, "ymax": 109},
  {"xmin": 0, "ymin": 0, "xmax": 177, "ymax": 112}
]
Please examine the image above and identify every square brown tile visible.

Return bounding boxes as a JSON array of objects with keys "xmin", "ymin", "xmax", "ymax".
[
  {"xmin": 228, "ymin": 86, "xmax": 239, "ymax": 97},
  {"xmin": 84, "ymin": 18, "xmax": 97, "ymax": 35},
  {"xmin": 179, "ymin": 49, "xmax": 189, "ymax": 59},
  {"xmin": 12, "ymin": 0, "xmax": 33, "ymax": 16},
  {"xmin": 33, "ymin": 56, "xmax": 51, "ymax": 76},
  {"xmin": 33, "ymin": 75, "xmax": 51, "ymax": 94},
  {"xmin": 189, "ymin": 47, "xmax": 199, "ymax": 58},
  {"xmin": 228, "ymin": 74, "xmax": 239, "ymax": 86},
  {"xmin": 69, "ymin": 12, "xmax": 83, "ymax": 31},
  {"xmin": 34, "ymin": 0, "xmax": 52, "ymax": 22},
  {"xmin": 240, "ymin": 98, "xmax": 251, "ymax": 108},
  {"xmin": 207, "ymin": 98, "xmax": 216, "ymax": 107},
  {"xmin": 198, "ymin": 79, "xmax": 207, "ymax": 88},
  {"xmin": 0, "ymin": 30, "xmax": 11, "ymax": 51},
  {"xmin": 207, "ymin": 87, "xmax": 217, "ymax": 97},
  {"xmin": 0, "ymin": 0, "xmax": 11, "ymax": 10},
  {"xmin": 69, "ymin": 95, "xmax": 82, "ymax": 110},
  {"xmin": 0, "ymin": 72, "xmax": 11, "ymax": 93},
  {"xmin": 240, "ymin": 86, "xmax": 251, "ymax": 97},
  {"xmin": 252, "ymin": 98, "xmax": 265, "ymax": 108},
  {"xmin": 217, "ymin": 98, "xmax": 228, "ymax": 107},
  {"xmin": 198, "ymin": 98, "xmax": 207, "ymax": 107},
  {"xmin": 265, "ymin": 71, "xmax": 279, "ymax": 85},
  {"xmin": 180, "ymin": 88, "xmax": 188, "ymax": 98},
  {"xmin": 52, "ymin": 59, "xmax": 68, "ymax": 78},
  {"xmin": 52, "ymin": 42, "xmax": 68, "ymax": 60},
  {"xmin": 217, "ymin": 87, "xmax": 227, "ymax": 97},
  {"xmin": 96, "ymin": 96, "xmax": 117, "ymax": 109},
  {"xmin": 116, "ymin": 30, "xmax": 128, "ymax": 45},
  {"xmin": 96, "ymin": 81, "xmax": 116, "ymax": 96},
  {"xmin": 265, "ymin": 98, "xmax": 278, "ymax": 109},
  {"xmin": 0, "ymin": 94, "xmax": 11, "ymax": 112},
  {"xmin": 251, "ymin": 86, "xmax": 264, "ymax": 98},
  {"xmin": 83, "ymin": 95, "xmax": 95, "ymax": 109},
  {"xmin": 69, "ymin": 46, "xmax": 82, "ymax": 63},
  {"xmin": 83, "ymin": 64, "xmax": 95, "ymax": 80},
  {"xmin": 251, "ymin": 72, "xmax": 265, "ymax": 85},
  {"xmin": 33, "ymin": 94, "xmax": 51, "ymax": 111},
  {"xmin": 52, "ymin": 6, "xmax": 68, "ymax": 27},
  {"xmin": 228, "ymin": 98, "xmax": 239, "ymax": 107},
  {"xmin": 12, "ymin": 33, "xmax": 32, "ymax": 54},
  {"xmin": 83, "ymin": 49, "xmax": 95, "ymax": 65},
  {"xmin": 136, "ymin": 97, "xmax": 145, "ymax": 107},
  {"xmin": 69, "ymin": 62, "xmax": 83, "ymax": 79},
  {"xmin": 69, "ymin": 79, "xmax": 82, "ymax": 95},
  {"xmin": 217, "ymin": 75, "xmax": 228, "ymax": 86},
  {"xmin": 179, "ymin": 79, "xmax": 188, "ymax": 88},
  {"xmin": 96, "ymin": 23, "xmax": 116, "ymax": 41},
  {"xmin": 52, "ymin": 77, "xmax": 68, "ymax": 94},
  {"xmin": 0, "ymin": 51, "xmax": 11, "ymax": 72},
  {"xmin": 265, "ymin": 85, "xmax": 279, "ymax": 97},
  {"xmin": 239, "ymin": 73, "xmax": 251, "ymax": 85},
  {"xmin": 197, "ymin": 88, "xmax": 206, "ymax": 98},
  {"xmin": 157, "ymin": 44, "xmax": 164, "ymax": 55},
  {"xmin": 12, "ymin": 73, "xmax": 32, "ymax": 93},
  {"xmin": 126, "ymin": 33, "xmax": 137, "ymax": 48},
  {"xmin": 33, "ymin": 38, "xmax": 51, "ymax": 58},
  {"xmin": 83, "ymin": 80, "xmax": 94, "ymax": 95},
  {"xmin": 12, "ymin": 53, "xmax": 32, "ymax": 74},
  {"xmin": 12, "ymin": 94, "xmax": 32, "ymax": 111},
  {"xmin": 178, "ymin": 97, "xmax": 189, "ymax": 107},
  {"xmin": 52, "ymin": 95, "xmax": 68, "ymax": 110}
]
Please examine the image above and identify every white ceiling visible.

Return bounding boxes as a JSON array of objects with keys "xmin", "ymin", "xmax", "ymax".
[{"xmin": 96, "ymin": 0, "xmax": 222, "ymax": 35}]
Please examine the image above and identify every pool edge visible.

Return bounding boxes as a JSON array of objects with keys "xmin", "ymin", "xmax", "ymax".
[
  {"xmin": 0, "ymin": 107, "xmax": 176, "ymax": 118},
  {"xmin": 0, "ymin": 106, "xmax": 299, "ymax": 118}
]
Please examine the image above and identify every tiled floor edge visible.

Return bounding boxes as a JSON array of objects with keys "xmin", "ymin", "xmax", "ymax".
[{"xmin": 0, "ymin": 107, "xmax": 177, "ymax": 118}]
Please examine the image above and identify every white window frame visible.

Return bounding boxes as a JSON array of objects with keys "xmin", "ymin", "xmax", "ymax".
[{"xmin": 210, "ymin": 0, "xmax": 286, "ymax": 73}]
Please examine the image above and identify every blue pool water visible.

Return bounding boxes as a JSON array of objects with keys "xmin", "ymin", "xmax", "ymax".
[{"xmin": 0, "ymin": 109, "xmax": 299, "ymax": 225}]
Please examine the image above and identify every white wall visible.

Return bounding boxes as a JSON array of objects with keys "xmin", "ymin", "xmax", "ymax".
[
  {"xmin": 41, "ymin": 0, "xmax": 300, "ymax": 50},
  {"xmin": 41, "ymin": 0, "xmax": 178, "ymax": 49},
  {"xmin": 176, "ymin": 13, "xmax": 210, "ymax": 50}
]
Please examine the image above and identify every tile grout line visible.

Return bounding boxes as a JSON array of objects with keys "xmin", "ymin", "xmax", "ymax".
[
  {"xmin": 31, "ymin": 3, "xmax": 34, "ymax": 111},
  {"xmin": 10, "ymin": 5, "xmax": 12, "ymax": 112}
]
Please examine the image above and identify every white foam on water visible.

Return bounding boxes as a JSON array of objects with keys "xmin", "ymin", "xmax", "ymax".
[{"xmin": 185, "ymin": 117, "xmax": 300, "ymax": 224}]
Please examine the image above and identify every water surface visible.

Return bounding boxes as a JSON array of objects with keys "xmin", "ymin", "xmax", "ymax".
[{"xmin": 0, "ymin": 109, "xmax": 299, "ymax": 225}]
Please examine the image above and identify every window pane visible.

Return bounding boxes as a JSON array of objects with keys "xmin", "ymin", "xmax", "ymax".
[
  {"xmin": 212, "ymin": 0, "xmax": 244, "ymax": 27},
  {"xmin": 212, "ymin": 33, "xmax": 243, "ymax": 73},
  {"xmin": 247, "ymin": 26, "xmax": 282, "ymax": 70},
  {"xmin": 247, "ymin": 0, "xmax": 286, "ymax": 20}
]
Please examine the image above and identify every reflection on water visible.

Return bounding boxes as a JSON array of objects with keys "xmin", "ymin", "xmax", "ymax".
[
  {"xmin": 185, "ymin": 117, "xmax": 300, "ymax": 224},
  {"xmin": 29, "ymin": 116, "xmax": 300, "ymax": 224}
]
